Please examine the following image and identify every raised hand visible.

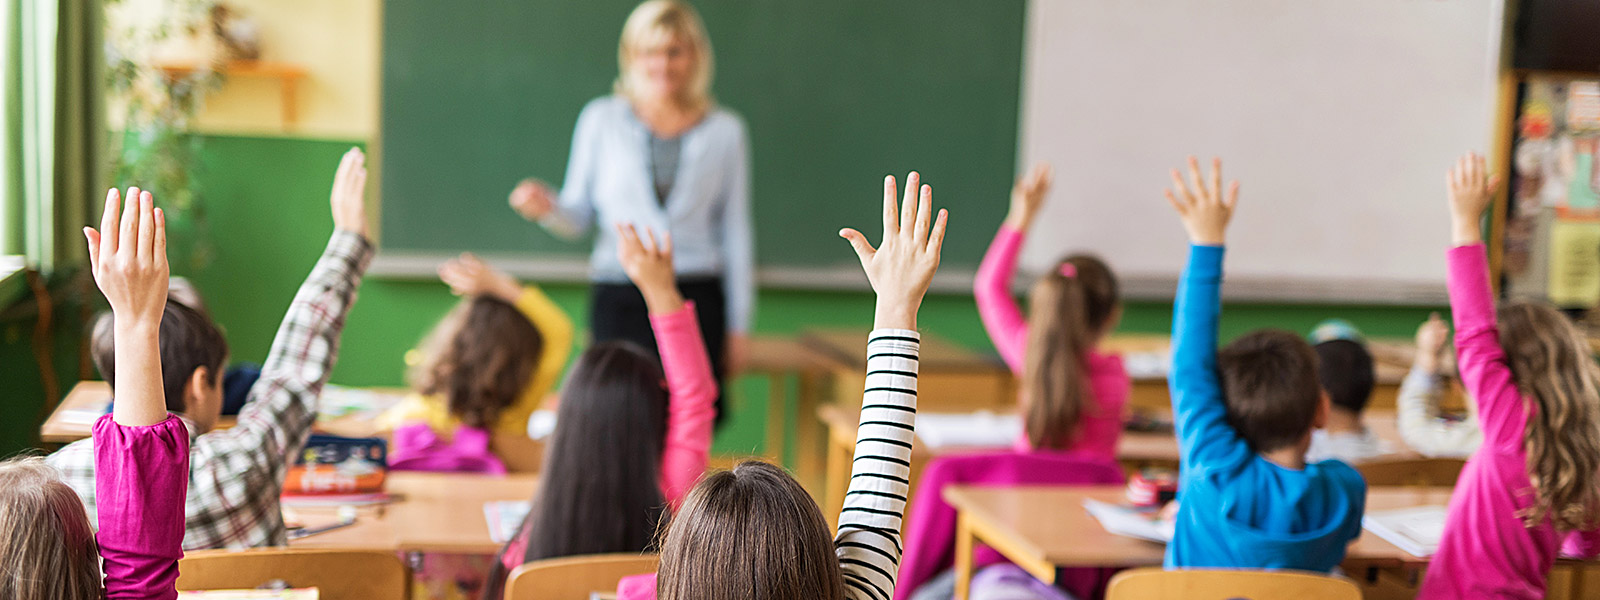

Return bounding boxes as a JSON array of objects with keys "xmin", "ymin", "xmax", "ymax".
[
  {"xmin": 1165, "ymin": 156, "xmax": 1239, "ymax": 246},
  {"xmin": 617, "ymin": 223, "xmax": 684, "ymax": 315},
  {"xmin": 1446, "ymin": 152, "xmax": 1500, "ymax": 245},
  {"xmin": 1414, "ymin": 312, "xmax": 1451, "ymax": 375},
  {"xmin": 510, "ymin": 178, "xmax": 556, "ymax": 222},
  {"xmin": 83, "ymin": 187, "xmax": 170, "ymax": 427},
  {"xmin": 839, "ymin": 172, "xmax": 949, "ymax": 330},
  {"xmin": 438, "ymin": 253, "xmax": 521, "ymax": 303},
  {"xmin": 1004, "ymin": 162, "xmax": 1053, "ymax": 231},
  {"xmin": 331, "ymin": 147, "xmax": 369, "ymax": 237}
]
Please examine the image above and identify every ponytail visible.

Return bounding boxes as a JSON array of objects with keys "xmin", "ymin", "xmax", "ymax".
[{"xmin": 1022, "ymin": 255, "xmax": 1119, "ymax": 450}]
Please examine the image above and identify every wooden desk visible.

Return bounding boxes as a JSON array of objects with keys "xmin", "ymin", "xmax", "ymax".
[
  {"xmin": 940, "ymin": 485, "xmax": 1452, "ymax": 599},
  {"xmin": 800, "ymin": 330, "xmax": 1014, "ymax": 413},
  {"xmin": 289, "ymin": 471, "xmax": 538, "ymax": 554},
  {"xmin": 42, "ymin": 381, "xmax": 241, "ymax": 443},
  {"xmin": 743, "ymin": 336, "xmax": 834, "ymax": 489},
  {"xmin": 817, "ymin": 404, "xmax": 1414, "ymax": 530}
]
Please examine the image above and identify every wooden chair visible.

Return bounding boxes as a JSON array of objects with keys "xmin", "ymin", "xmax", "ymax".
[
  {"xmin": 1107, "ymin": 568, "xmax": 1361, "ymax": 600},
  {"xmin": 505, "ymin": 553, "xmax": 659, "ymax": 600},
  {"xmin": 1357, "ymin": 457, "xmax": 1467, "ymax": 487},
  {"xmin": 177, "ymin": 548, "xmax": 408, "ymax": 599}
]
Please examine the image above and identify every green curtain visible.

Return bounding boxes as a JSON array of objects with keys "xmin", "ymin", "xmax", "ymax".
[{"xmin": 1, "ymin": 0, "xmax": 103, "ymax": 275}]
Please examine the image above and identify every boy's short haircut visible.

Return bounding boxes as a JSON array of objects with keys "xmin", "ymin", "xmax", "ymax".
[
  {"xmin": 1313, "ymin": 339, "xmax": 1375, "ymax": 415},
  {"xmin": 91, "ymin": 300, "xmax": 229, "ymax": 414},
  {"xmin": 1217, "ymin": 329, "xmax": 1323, "ymax": 453}
]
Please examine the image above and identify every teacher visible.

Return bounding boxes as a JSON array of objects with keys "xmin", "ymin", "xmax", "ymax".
[{"xmin": 509, "ymin": 0, "xmax": 751, "ymax": 426}]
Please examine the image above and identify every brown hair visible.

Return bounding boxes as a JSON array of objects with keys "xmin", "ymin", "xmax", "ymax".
[
  {"xmin": 92, "ymin": 300, "xmax": 228, "ymax": 414},
  {"xmin": 1217, "ymin": 329, "xmax": 1323, "ymax": 453},
  {"xmin": 1314, "ymin": 339, "xmax": 1375, "ymax": 415},
  {"xmin": 0, "ymin": 458, "xmax": 103, "ymax": 600},
  {"xmin": 1023, "ymin": 254, "xmax": 1119, "ymax": 449},
  {"xmin": 1496, "ymin": 301, "xmax": 1600, "ymax": 531},
  {"xmin": 658, "ymin": 461, "xmax": 843, "ymax": 600},
  {"xmin": 411, "ymin": 297, "xmax": 545, "ymax": 429}
]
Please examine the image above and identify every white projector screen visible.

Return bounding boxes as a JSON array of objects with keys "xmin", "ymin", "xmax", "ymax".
[{"xmin": 1017, "ymin": 0, "xmax": 1505, "ymax": 304}]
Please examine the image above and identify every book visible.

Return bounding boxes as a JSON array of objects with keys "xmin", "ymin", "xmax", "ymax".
[
  {"xmin": 1083, "ymin": 499, "xmax": 1173, "ymax": 544},
  {"xmin": 1362, "ymin": 505, "xmax": 1449, "ymax": 557},
  {"xmin": 178, "ymin": 590, "xmax": 317, "ymax": 599},
  {"xmin": 485, "ymin": 500, "xmax": 532, "ymax": 544},
  {"xmin": 282, "ymin": 435, "xmax": 387, "ymax": 497}
]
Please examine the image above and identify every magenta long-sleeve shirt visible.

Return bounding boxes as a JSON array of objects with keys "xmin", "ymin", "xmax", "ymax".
[
  {"xmin": 95, "ymin": 414, "xmax": 190, "ymax": 600},
  {"xmin": 1419, "ymin": 244, "xmax": 1600, "ymax": 599},
  {"xmin": 974, "ymin": 225, "xmax": 1130, "ymax": 458}
]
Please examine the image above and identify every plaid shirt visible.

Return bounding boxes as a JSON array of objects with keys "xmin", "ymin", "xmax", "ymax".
[{"xmin": 48, "ymin": 231, "xmax": 374, "ymax": 550}]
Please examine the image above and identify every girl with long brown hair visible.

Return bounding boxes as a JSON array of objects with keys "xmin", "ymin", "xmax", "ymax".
[
  {"xmin": 1420, "ymin": 153, "xmax": 1600, "ymax": 599},
  {"xmin": 973, "ymin": 163, "xmax": 1128, "ymax": 456}
]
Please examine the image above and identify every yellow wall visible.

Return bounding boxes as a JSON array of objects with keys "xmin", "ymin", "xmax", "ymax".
[{"xmin": 111, "ymin": 0, "xmax": 380, "ymax": 140}]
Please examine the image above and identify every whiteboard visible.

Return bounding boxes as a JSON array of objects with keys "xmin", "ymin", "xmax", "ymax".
[{"xmin": 1017, "ymin": 0, "xmax": 1505, "ymax": 304}]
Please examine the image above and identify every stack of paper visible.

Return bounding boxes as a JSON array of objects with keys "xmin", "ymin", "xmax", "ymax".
[
  {"xmin": 1362, "ymin": 506, "xmax": 1449, "ymax": 557},
  {"xmin": 1083, "ymin": 499, "xmax": 1173, "ymax": 543},
  {"xmin": 913, "ymin": 412, "xmax": 1021, "ymax": 450}
]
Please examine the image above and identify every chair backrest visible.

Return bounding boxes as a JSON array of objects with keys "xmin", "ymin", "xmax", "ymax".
[
  {"xmin": 1356, "ymin": 457, "xmax": 1467, "ymax": 487},
  {"xmin": 177, "ymin": 548, "xmax": 408, "ymax": 600},
  {"xmin": 1106, "ymin": 568, "xmax": 1362, "ymax": 600},
  {"xmin": 505, "ymin": 553, "xmax": 660, "ymax": 600}
]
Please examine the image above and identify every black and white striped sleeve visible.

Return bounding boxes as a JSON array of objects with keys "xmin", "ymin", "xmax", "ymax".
[{"xmin": 835, "ymin": 329, "xmax": 919, "ymax": 600}]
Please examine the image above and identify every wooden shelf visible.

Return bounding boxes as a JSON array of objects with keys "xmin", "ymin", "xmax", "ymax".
[{"xmin": 156, "ymin": 60, "xmax": 308, "ymax": 128}]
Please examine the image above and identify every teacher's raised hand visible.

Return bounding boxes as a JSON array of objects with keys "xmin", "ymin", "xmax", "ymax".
[{"xmin": 509, "ymin": 178, "xmax": 557, "ymax": 222}]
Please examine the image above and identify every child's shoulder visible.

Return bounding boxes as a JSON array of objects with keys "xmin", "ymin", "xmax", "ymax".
[{"xmin": 1307, "ymin": 458, "xmax": 1368, "ymax": 493}]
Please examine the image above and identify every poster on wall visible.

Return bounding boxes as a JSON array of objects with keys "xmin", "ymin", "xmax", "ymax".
[{"xmin": 1505, "ymin": 77, "xmax": 1600, "ymax": 312}]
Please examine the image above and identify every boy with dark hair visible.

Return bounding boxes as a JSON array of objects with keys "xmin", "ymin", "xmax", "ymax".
[
  {"xmin": 48, "ymin": 148, "xmax": 375, "ymax": 550},
  {"xmin": 1163, "ymin": 157, "xmax": 1366, "ymax": 572},
  {"xmin": 1306, "ymin": 321, "xmax": 1393, "ymax": 463}
]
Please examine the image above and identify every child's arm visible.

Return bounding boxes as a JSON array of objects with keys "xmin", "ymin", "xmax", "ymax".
[
  {"xmin": 85, "ymin": 188, "xmax": 189, "ymax": 600},
  {"xmin": 835, "ymin": 172, "xmax": 948, "ymax": 600},
  {"xmin": 1164, "ymin": 157, "xmax": 1252, "ymax": 469},
  {"xmin": 617, "ymin": 224, "xmax": 717, "ymax": 509},
  {"xmin": 1443, "ymin": 153, "xmax": 1524, "ymax": 450},
  {"xmin": 973, "ymin": 164, "xmax": 1051, "ymax": 373},
  {"xmin": 1396, "ymin": 314, "xmax": 1482, "ymax": 457},
  {"xmin": 438, "ymin": 253, "xmax": 576, "ymax": 436}
]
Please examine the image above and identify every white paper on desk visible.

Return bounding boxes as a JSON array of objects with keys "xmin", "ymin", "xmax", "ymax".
[
  {"xmin": 59, "ymin": 409, "xmax": 107, "ymax": 426},
  {"xmin": 317, "ymin": 385, "xmax": 405, "ymax": 422},
  {"xmin": 1123, "ymin": 350, "xmax": 1171, "ymax": 380},
  {"xmin": 1362, "ymin": 506, "xmax": 1448, "ymax": 557},
  {"xmin": 913, "ymin": 412, "xmax": 1021, "ymax": 450},
  {"xmin": 485, "ymin": 500, "xmax": 532, "ymax": 544},
  {"xmin": 1083, "ymin": 499, "xmax": 1173, "ymax": 543}
]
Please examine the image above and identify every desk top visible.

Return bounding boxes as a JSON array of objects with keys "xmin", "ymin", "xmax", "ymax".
[
  {"xmin": 800, "ymin": 330, "xmax": 1006, "ymax": 372},
  {"xmin": 744, "ymin": 335, "xmax": 835, "ymax": 373},
  {"xmin": 289, "ymin": 471, "xmax": 538, "ymax": 554},
  {"xmin": 942, "ymin": 484, "xmax": 1451, "ymax": 568},
  {"xmin": 42, "ymin": 381, "xmax": 407, "ymax": 444}
]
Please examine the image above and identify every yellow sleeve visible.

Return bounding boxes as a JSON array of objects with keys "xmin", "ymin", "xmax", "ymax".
[
  {"xmin": 494, "ymin": 284, "xmax": 576, "ymax": 438},
  {"xmin": 379, "ymin": 393, "xmax": 457, "ymax": 435}
]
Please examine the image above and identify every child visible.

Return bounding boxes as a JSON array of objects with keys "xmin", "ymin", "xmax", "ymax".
[
  {"xmin": 47, "ymin": 148, "xmax": 375, "ymax": 551},
  {"xmin": 616, "ymin": 171, "xmax": 946, "ymax": 600},
  {"xmin": 483, "ymin": 223, "xmax": 717, "ymax": 597},
  {"xmin": 382, "ymin": 252, "xmax": 574, "ymax": 471},
  {"xmin": 0, "ymin": 188, "xmax": 188, "ymax": 599},
  {"xmin": 1305, "ymin": 320, "xmax": 1393, "ymax": 463},
  {"xmin": 1395, "ymin": 313, "xmax": 1482, "ymax": 458},
  {"xmin": 974, "ymin": 163, "xmax": 1129, "ymax": 457},
  {"xmin": 1420, "ymin": 153, "xmax": 1600, "ymax": 598},
  {"xmin": 1164, "ymin": 157, "xmax": 1365, "ymax": 571}
]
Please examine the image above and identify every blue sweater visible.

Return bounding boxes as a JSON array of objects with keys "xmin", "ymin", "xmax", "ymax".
[{"xmin": 1166, "ymin": 244, "xmax": 1366, "ymax": 572}]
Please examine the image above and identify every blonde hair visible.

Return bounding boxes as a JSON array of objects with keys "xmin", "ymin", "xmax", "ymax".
[
  {"xmin": 1496, "ymin": 301, "xmax": 1600, "ymax": 531},
  {"xmin": 1023, "ymin": 255, "xmax": 1119, "ymax": 450},
  {"xmin": 0, "ymin": 458, "xmax": 103, "ymax": 600},
  {"xmin": 614, "ymin": 0, "xmax": 714, "ymax": 112}
]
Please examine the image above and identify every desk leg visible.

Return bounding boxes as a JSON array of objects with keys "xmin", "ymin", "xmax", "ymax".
[
  {"xmin": 825, "ymin": 435, "xmax": 849, "ymax": 532},
  {"xmin": 955, "ymin": 512, "xmax": 974, "ymax": 600},
  {"xmin": 764, "ymin": 372, "xmax": 787, "ymax": 463},
  {"xmin": 794, "ymin": 372, "xmax": 823, "ymax": 492}
]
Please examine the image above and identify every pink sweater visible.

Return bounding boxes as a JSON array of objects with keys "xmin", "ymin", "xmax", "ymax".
[
  {"xmin": 974, "ymin": 225, "xmax": 1130, "ymax": 458},
  {"xmin": 95, "ymin": 414, "xmax": 190, "ymax": 600},
  {"xmin": 1419, "ymin": 245, "xmax": 1600, "ymax": 599},
  {"xmin": 501, "ymin": 302, "xmax": 716, "ymax": 568}
]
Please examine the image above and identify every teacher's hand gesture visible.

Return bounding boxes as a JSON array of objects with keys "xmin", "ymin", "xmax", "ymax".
[{"xmin": 510, "ymin": 178, "xmax": 557, "ymax": 222}]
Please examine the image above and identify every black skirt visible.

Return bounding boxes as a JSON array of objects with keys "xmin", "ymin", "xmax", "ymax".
[{"xmin": 590, "ymin": 277, "xmax": 727, "ymax": 428}]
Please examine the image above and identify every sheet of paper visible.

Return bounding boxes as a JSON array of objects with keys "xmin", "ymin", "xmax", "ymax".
[
  {"xmin": 1082, "ymin": 499, "xmax": 1173, "ymax": 544},
  {"xmin": 1547, "ymin": 219, "xmax": 1600, "ymax": 308},
  {"xmin": 484, "ymin": 500, "xmax": 532, "ymax": 544},
  {"xmin": 1362, "ymin": 505, "xmax": 1449, "ymax": 557},
  {"xmin": 913, "ymin": 412, "xmax": 1021, "ymax": 450}
]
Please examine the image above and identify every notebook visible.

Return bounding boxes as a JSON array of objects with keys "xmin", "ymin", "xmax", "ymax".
[
  {"xmin": 1362, "ymin": 505, "xmax": 1449, "ymax": 557},
  {"xmin": 282, "ymin": 435, "xmax": 387, "ymax": 498},
  {"xmin": 1083, "ymin": 499, "xmax": 1174, "ymax": 544}
]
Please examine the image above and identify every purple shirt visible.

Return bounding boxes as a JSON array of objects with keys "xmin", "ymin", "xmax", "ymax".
[
  {"xmin": 95, "ymin": 414, "xmax": 190, "ymax": 600},
  {"xmin": 1419, "ymin": 244, "xmax": 1600, "ymax": 599}
]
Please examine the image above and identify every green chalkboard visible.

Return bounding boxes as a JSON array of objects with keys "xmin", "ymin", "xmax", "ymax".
[{"xmin": 381, "ymin": 0, "xmax": 1025, "ymax": 273}]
